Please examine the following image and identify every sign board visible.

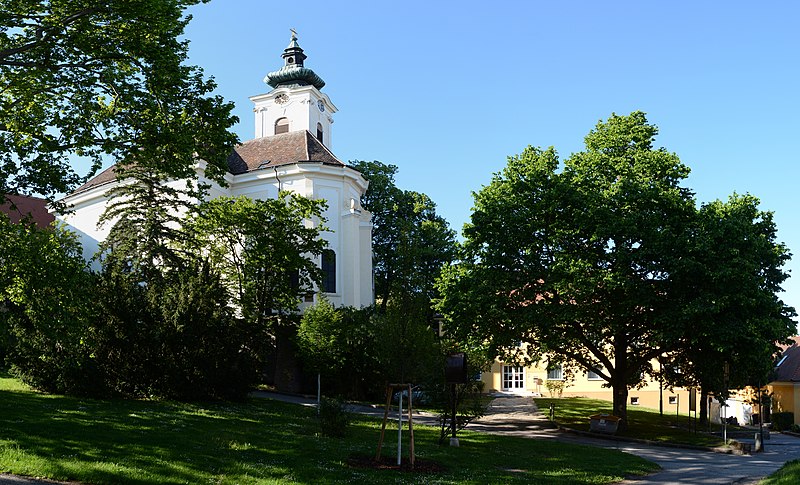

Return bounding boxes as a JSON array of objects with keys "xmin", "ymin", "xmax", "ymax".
[
  {"xmin": 689, "ymin": 388, "xmax": 697, "ymax": 411},
  {"xmin": 445, "ymin": 353, "xmax": 468, "ymax": 383}
]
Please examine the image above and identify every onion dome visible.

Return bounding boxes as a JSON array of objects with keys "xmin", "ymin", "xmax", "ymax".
[{"xmin": 264, "ymin": 30, "xmax": 326, "ymax": 90}]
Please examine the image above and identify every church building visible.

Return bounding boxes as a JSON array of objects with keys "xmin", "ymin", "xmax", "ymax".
[{"xmin": 57, "ymin": 33, "xmax": 374, "ymax": 309}]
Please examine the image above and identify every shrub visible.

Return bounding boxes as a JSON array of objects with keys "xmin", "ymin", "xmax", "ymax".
[
  {"xmin": 772, "ymin": 412, "xmax": 794, "ymax": 431},
  {"xmin": 318, "ymin": 397, "xmax": 351, "ymax": 438},
  {"xmin": 545, "ymin": 379, "xmax": 565, "ymax": 398}
]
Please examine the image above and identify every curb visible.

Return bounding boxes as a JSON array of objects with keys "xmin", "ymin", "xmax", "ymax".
[{"xmin": 554, "ymin": 423, "xmax": 738, "ymax": 454}]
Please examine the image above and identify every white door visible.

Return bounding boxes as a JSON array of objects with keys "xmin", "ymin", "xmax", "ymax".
[{"xmin": 502, "ymin": 365, "xmax": 525, "ymax": 391}]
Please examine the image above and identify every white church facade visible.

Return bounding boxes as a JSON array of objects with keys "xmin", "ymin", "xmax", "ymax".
[{"xmin": 57, "ymin": 33, "xmax": 374, "ymax": 309}]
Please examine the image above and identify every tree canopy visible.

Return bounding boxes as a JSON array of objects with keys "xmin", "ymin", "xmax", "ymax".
[
  {"xmin": 0, "ymin": 0, "xmax": 237, "ymax": 202},
  {"xmin": 350, "ymin": 160, "xmax": 456, "ymax": 309},
  {"xmin": 436, "ymin": 112, "xmax": 794, "ymax": 428}
]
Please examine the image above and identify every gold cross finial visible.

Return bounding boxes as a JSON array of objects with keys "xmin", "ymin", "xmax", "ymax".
[{"xmin": 290, "ymin": 28, "xmax": 297, "ymax": 40}]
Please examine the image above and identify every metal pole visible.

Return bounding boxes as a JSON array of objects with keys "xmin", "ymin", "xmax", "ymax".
[
  {"xmin": 317, "ymin": 373, "xmax": 321, "ymax": 415},
  {"xmin": 450, "ymin": 383, "xmax": 459, "ymax": 446},
  {"xmin": 659, "ymin": 361, "xmax": 663, "ymax": 415},
  {"xmin": 723, "ymin": 399, "xmax": 727, "ymax": 444},
  {"xmin": 758, "ymin": 382, "xmax": 765, "ymax": 452},
  {"xmin": 397, "ymin": 391, "xmax": 403, "ymax": 465}
]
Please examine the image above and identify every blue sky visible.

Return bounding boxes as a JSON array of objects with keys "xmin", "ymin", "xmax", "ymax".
[{"xmin": 182, "ymin": 1, "xmax": 800, "ymax": 319}]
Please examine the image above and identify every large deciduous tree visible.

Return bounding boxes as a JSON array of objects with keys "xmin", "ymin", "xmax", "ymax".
[
  {"xmin": 438, "ymin": 112, "xmax": 708, "ymax": 428},
  {"xmin": 186, "ymin": 194, "xmax": 328, "ymax": 392},
  {"xmin": 350, "ymin": 160, "xmax": 456, "ymax": 309},
  {"xmin": 187, "ymin": 194, "xmax": 328, "ymax": 325},
  {"xmin": 0, "ymin": 0, "xmax": 237, "ymax": 202},
  {"xmin": 667, "ymin": 194, "xmax": 794, "ymax": 422}
]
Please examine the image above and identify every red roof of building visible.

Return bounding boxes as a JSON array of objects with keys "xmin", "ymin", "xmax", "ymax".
[
  {"xmin": 773, "ymin": 336, "xmax": 800, "ymax": 382},
  {"xmin": 0, "ymin": 194, "xmax": 55, "ymax": 228}
]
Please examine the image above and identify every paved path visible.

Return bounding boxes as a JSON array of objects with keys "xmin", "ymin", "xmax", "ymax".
[{"xmin": 467, "ymin": 395, "xmax": 800, "ymax": 484}]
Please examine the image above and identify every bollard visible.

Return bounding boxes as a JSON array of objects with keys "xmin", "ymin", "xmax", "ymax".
[
  {"xmin": 549, "ymin": 403, "xmax": 555, "ymax": 421},
  {"xmin": 754, "ymin": 432, "xmax": 763, "ymax": 453}
]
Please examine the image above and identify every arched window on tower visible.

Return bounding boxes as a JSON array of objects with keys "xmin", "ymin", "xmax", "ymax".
[
  {"xmin": 316, "ymin": 122, "xmax": 324, "ymax": 144},
  {"xmin": 321, "ymin": 249, "xmax": 336, "ymax": 293},
  {"xmin": 275, "ymin": 117, "xmax": 289, "ymax": 135}
]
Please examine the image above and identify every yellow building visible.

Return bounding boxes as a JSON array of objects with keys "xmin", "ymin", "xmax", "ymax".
[
  {"xmin": 481, "ymin": 358, "xmax": 699, "ymax": 416},
  {"xmin": 767, "ymin": 337, "xmax": 800, "ymax": 424}
]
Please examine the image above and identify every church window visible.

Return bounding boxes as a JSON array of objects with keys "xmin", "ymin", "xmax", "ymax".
[
  {"xmin": 275, "ymin": 117, "xmax": 289, "ymax": 135},
  {"xmin": 322, "ymin": 249, "xmax": 336, "ymax": 293},
  {"xmin": 316, "ymin": 122, "xmax": 323, "ymax": 143}
]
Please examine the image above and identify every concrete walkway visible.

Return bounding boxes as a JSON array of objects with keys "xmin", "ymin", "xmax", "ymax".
[{"xmin": 467, "ymin": 395, "xmax": 800, "ymax": 484}]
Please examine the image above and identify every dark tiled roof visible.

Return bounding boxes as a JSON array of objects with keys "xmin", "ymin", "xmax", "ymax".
[
  {"xmin": 773, "ymin": 336, "xmax": 800, "ymax": 382},
  {"xmin": 73, "ymin": 165, "xmax": 118, "ymax": 194},
  {"xmin": 73, "ymin": 131, "xmax": 343, "ymax": 195},
  {"xmin": 0, "ymin": 194, "xmax": 55, "ymax": 228},
  {"xmin": 228, "ymin": 130, "xmax": 343, "ymax": 174}
]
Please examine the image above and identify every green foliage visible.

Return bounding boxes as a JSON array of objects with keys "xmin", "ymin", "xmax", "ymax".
[
  {"xmin": 545, "ymin": 380, "xmax": 565, "ymax": 398},
  {"xmin": 350, "ymin": 160, "xmax": 456, "ymax": 308},
  {"xmin": 348, "ymin": 160, "xmax": 457, "ymax": 398},
  {"xmin": 772, "ymin": 412, "xmax": 794, "ymax": 432},
  {"xmin": 0, "ymin": 214, "xmax": 97, "ymax": 394},
  {"xmin": 187, "ymin": 194, "xmax": 327, "ymax": 327},
  {"xmin": 665, "ymin": 194, "xmax": 795, "ymax": 400},
  {"xmin": 99, "ymin": 166, "xmax": 198, "ymax": 277},
  {"xmin": 373, "ymin": 295, "xmax": 442, "ymax": 385},
  {"xmin": 89, "ymin": 261, "xmax": 261, "ymax": 400},
  {"xmin": 436, "ymin": 111, "xmax": 792, "ymax": 429},
  {"xmin": 436, "ymin": 380, "xmax": 488, "ymax": 445},
  {"xmin": 0, "ymin": 0, "xmax": 238, "ymax": 203},
  {"xmin": 318, "ymin": 396, "xmax": 351, "ymax": 438},
  {"xmin": 297, "ymin": 298, "xmax": 345, "ymax": 374}
]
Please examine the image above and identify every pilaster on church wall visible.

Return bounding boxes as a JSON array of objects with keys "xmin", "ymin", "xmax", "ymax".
[{"xmin": 359, "ymin": 212, "xmax": 374, "ymax": 306}]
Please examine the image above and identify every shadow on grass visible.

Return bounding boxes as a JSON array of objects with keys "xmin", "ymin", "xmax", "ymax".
[
  {"xmin": 535, "ymin": 397, "xmax": 733, "ymax": 447},
  {"xmin": 0, "ymin": 381, "xmax": 658, "ymax": 484}
]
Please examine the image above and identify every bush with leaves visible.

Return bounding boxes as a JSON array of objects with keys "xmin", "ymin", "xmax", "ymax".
[
  {"xmin": 318, "ymin": 396, "xmax": 351, "ymax": 438},
  {"xmin": 0, "ymin": 215, "xmax": 98, "ymax": 395},
  {"xmin": 89, "ymin": 258, "xmax": 263, "ymax": 400}
]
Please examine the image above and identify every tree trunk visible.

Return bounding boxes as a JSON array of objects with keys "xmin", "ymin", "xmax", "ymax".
[
  {"xmin": 612, "ymin": 380, "xmax": 629, "ymax": 432},
  {"xmin": 612, "ymin": 334, "xmax": 628, "ymax": 431},
  {"xmin": 698, "ymin": 387, "xmax": 708, "ymax": 425},
  {"xmin": 274, "ymin": 325, "xmax": 302, "ymax": 393}
]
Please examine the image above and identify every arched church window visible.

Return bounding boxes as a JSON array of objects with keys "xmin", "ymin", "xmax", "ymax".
[
  {"xmin": 316, "ymin": 122, "xmax": 323, "ymax": 143},
  {"xmin": 275, "ymin": 117, "xmax": 289, "ymax": 135},
  {"xmin": 322, "ymin": 249, "xmax": 336, "ymax": 293}
]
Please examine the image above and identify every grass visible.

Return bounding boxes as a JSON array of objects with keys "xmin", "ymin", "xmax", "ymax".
[
  {"xmin": 762, "ymin": 459, "xmax": 800, "ymax": 484},
  {"xmin": 0, "ymin": 375, "xmax": 659, "ymax": 484},
  {"xmin": 535, "ymin": 397, "xmax": 745, "ymax": 447}
]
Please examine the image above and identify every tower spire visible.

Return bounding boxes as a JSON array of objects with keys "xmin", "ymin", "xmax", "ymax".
[{"xmin": 264, "ymin": 30, "xmax": 325, "ymax": 90}]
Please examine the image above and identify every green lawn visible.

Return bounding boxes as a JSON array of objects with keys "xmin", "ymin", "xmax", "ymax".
[
  {"xmin": 762, "ymin": 459, "xmax": 800, "ymax": 484},
  {"xmin": 535, "ymin": 397, "xmax": 744, "ymax": 448},
  {"xmin": 0, "ymin": 376, "xmax": 659, "ymax": 484}
]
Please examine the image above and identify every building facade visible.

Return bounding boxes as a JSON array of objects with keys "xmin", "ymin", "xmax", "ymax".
[{"xmin": 57, "ymin": 33, "xmax": 373, "ymax": 309}]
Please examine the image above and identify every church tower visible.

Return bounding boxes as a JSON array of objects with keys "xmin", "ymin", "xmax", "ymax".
[{"xmin": 251, "ymin": 31, "xmax": 337, "ymax": 147}]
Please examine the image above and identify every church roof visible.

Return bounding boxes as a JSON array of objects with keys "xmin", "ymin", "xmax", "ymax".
[
  {"xmin": 73, "ymin": 165, "xmax": 118, "ymax": 194},
  {"xmin": 71, "ymin": 130, "xmax": 344, "ymax": 195},
  {"xmin": 228, "ymin": 130, "xmax": 344, "ymax": 174}
]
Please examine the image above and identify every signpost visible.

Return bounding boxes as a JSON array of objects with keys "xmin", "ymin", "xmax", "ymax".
[{"xmin": 445, "ymin": 353, "xmax": 467, "ymax": 447}]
